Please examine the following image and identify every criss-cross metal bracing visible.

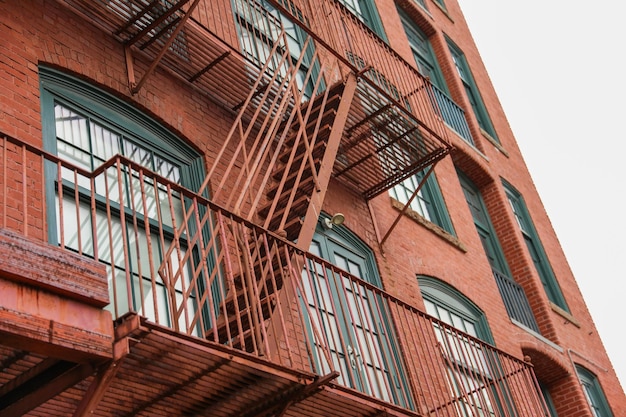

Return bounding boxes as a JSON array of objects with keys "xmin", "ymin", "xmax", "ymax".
[{"xmin": 55, "ymin": 0, "xmax": 452, "ymax": 246}]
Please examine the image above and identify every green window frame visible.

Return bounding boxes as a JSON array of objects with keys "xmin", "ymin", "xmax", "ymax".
[
  {"xmin": 576, "ymin": 365, "xmax": 614, "ymax": 417},
  {"xmin": 39, "ymin": 67, "xmax": 212, "ymax": 332},
  {"xmin": 446, "ymin": 39, "xmax": 498, "ymax": 142},
  {"xmin": 419, "ymin": 276, "xmax": 493, "ymax": 342},
  {"xmin": 418, "ymin": 277, "xmax": 518, "ymax": 417},
  {"xmin": 390, "ymin": 168, "xmax": 455, "ymax": 234},
  {"xmin": 432, "ymin": 0, "xmax": 447, "ymax": 11},
  {"xmin": 301, "ymin": 215, "xmax": 413, "ymax": 408},
  {"xmin": 458, "ymin": 173, "xmax": 510, "ymax": 276},
  {"xmin": 398, "ymin": 7, "xmax": 474, "ymax": 145},
  {"xmin": 503, "ymin": 181, "xmax": 569, "ymax": 312},
  {"xmin": 338, "ymin": 0, "xmax": 387, "ymax": 40},
  {"xmin": 233, "ymin": 0, "xmax": 321, "ymax": 98},
  {"xmin": 398, "ymin": 8, "xmax": 446, "ymax": 91},
  {"xmin": 540, "ymin": 382, "xmax": 559, "ymax": 417},
  {"xmin": 412, "ymin": 0, "xmax": 428, "ymax": 10}
]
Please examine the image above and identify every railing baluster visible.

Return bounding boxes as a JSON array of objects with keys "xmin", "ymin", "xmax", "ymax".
[
  {"xmin": 493, "ymin": 269, "xmax": 540, "ymax": 332},
  {"xmin": 1, "ymin": 130, "xmax": 547, "ymax": 415}
]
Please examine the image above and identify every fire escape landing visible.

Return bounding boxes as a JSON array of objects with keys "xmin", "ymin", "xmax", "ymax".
[
  {"xmin": 0, "ymin": 1, "xmax": 556, "ymax": 416},
  {"xmin": 62, "ymin": 0, "xmax": 452, "ymax": 246}
]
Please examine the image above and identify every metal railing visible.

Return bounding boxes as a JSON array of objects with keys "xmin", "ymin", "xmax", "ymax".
[
  {"xmin": 2, "ymin": 131, "xmax": 549, "ymax": 415},
  {"xmin": 493, "ymin": 269, "xmax": 541, "ymax": 333},
  {"xmin": 278, "ymin": 0, "xmax": 450, "ymax": 141},
  {"xmin": 430, "ymin": 84, "xmax": 474, "ymax": 144}
]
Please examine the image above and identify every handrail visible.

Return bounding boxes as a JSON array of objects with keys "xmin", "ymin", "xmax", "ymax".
[
  {"xmin": 2, "ymin": 130, "xmax": 548, "ymax": 415},
  {"xmin": 493, "ymin": 269, "xmax": 541, "ymax": 333}
]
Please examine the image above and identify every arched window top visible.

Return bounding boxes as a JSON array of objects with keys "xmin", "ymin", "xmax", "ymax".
[
  {"xmin": 314, "ymin": 213, "xmax": 381, "ymax": 287},
  {"xmin": 39, "ymin": 66, "xmax": 202, "ymax": 168},
  {"xmin": 418, "ymin": 275, "xmax": 493, "ymax": 343},
  {"xmin": 576, "ymin": 365, "xmax": 614, "ymax": 417}
]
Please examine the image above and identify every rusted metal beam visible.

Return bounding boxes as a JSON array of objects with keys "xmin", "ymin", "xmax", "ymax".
[
  {"xmin": 0, "ymin": 359, "xmax": 95, "ymax": 417},
  {"xmin": 122, "ymin": 357, "xmax": 233, "ymax": 417},
  {"xmin": 295, "ymin": 73, "xmax": 358, "ymax": 251},
  {"xmin": 114, "ymin": 0, "xmax": 161, "ymax": 36},
  {"xmin": 189, "ymin": 50, "xmax": 231, "ymax": 83},
  {"xmin": 0, "ymin": 350, "xmax": 27, "ymax": 374},
  {"xmin": 239, "ymin": 371, "xmax": 340, "ymax": 417},
  {"xmin": 72, "ymin": 319, "xmax": 134, "ymax": 417},
  {"xmin": 124, "ymin": 0, "xmax": 191, "ymax": 46},
  {"xmin": 130, "ymin": 0, "xmax": 201, "ymax": 94},
  {"xmin": 379, "ymin": 162, "xmax": 437, "ymax": 250}
]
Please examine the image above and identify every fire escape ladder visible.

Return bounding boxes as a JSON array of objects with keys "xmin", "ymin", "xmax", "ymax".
[{"xmin": 258, "ymin": 75, "xmax": 356, "ymax": 245}]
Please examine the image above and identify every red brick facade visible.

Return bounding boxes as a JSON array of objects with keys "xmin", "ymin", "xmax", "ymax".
[{"xmin": 1, "ymin": 0, "xmax": 624, "ymax": 415}]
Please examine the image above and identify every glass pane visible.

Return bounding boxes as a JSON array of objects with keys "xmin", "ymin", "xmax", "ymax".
[
  {"xmin": 56, "ymin": 196, "xmax": 94, "ymax": 256},
  {"xmin": 90, "ymin": 122, "xmax": 120, "ymax": 163},
  {"xmin": 124, "ymin": 140, "xmax": 153, "ymax": 169},
  {"xmin": 155, "ymin": 156, "xmax": 180, "ymax": 183},
  {"xmin": 55, "ymin": 104, "xmax": 90, "ymax": 158}
]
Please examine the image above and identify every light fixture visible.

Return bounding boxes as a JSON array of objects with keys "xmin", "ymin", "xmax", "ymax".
[{"xmin": 323, "ymin": 213, "xmax": 345, "ymax": 229}]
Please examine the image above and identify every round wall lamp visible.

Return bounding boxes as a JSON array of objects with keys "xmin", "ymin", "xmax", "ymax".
[{"xmin": 323, "ymin": 213, "xmax": 345, "ymax": 229}]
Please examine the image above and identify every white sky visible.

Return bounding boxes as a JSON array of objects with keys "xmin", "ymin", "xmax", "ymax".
[{"xmin": 456, "ymin": 0, "xmax": 626, "ymax": 390}]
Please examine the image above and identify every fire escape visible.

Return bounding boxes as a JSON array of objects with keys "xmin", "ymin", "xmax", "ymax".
[{"xmin": 0, "ymin": 0, "xmax": 551, "ymax": 416}]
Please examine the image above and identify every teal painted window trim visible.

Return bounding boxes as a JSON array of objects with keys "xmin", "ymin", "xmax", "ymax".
[
  {"xmin": 418, "ymin": 276, "xmax": 493, "ymax": 343},
  {"xmin": 412, "ymin": 0, "xmax": 428, "ymax": 10},
  {"xmin": 446, "ymin": 38, "xmax": 498, "ymax": 142},
  {"xmin": 458, "ymin": 172, "xmax": 511, "ymax": 276},
  {"xmin": 576, "ymin": 365, "xmax": 614, "ymax": 417},
  {"xmin": 338, "ymin": 0, "xmax": 388, "ymax": 41},
  {"xmin": 39, "ymin": 67, "xmax": 206, "ymax": 239},
  {"xmin": 233, "ymin": 0, "xmax": 322, "ymax": 98},
  {"xmin": 398, "ymin": 8, "xmax": 447, "ymax": 92},
  {"xmin": 418, "ymin": 276, "xmax": 519, "ymax": 416},
  {"xmin": 390, "ymin": 168, "xmax": 455, "ymax": 235},
  {"xmin": 540, "ymin": 382, "xmax": 559, "ymax": 417},
  {"xmin": 38, "ymin": 66, "xmax": 220, "ymax": 330},
  {"xmin": 503, "ymin": 180, "xmax": 569, "ymax": 312},
  {"xmin": 301, "ymin": 215, "xmax": 414, "ymax": 408},
  {"xmin": 432, "ymin": 0, "xmax": 447, "ymax": 11},
  {"xmin": 400, "ymin": 10, "xmax": 475, "ymax": 144}
]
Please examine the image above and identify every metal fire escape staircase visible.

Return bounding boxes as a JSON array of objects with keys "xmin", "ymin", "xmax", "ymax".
[
  {"xmin": 57, "ymin": 0, "xmax": 453, "ymax": 248},
  {"xmin": 38, "ymin": 0, "xmax": 455, "ymax": 408},
  {"xmin": 53, "ymin": 0, "xmax": 454, "ymax": 357}
]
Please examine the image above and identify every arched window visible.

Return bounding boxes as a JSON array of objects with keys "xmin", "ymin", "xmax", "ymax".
[
  {"xmin": 418, "ymin": 276, "xmax": 518, "ymax": 417},
  {"xmin": 301, "ymin": 215, "xmax": 412, "ymax": 407},
  {"xmin": 577, "ymin": 365, "xmax": 614, "ymax": 417},
  {"xmin": 40, "ymin": 67, "xmax": 208, "ymax": 334},
  {"xmin": 419, "ymin": 276, "xmax": 493, "ymax": 342}
]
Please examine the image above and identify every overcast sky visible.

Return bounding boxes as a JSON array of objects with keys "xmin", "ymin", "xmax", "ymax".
[{"xmin": 456, "ymin": 0, "xmax": 626, "ymax": 390}]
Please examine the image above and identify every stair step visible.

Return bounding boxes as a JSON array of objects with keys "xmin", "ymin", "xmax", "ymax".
[
  {"xmin": 277, "ymin": 126, "xmax": 331, "ymax": 164},
  {"xmin": 211, "ymin": 294, "xmax": 275, "ymax": 347},
  {"xmin": 260, "ymin": 192, "xmax": 310, "ymax": 226},
  {"xmin": 283, "ymin": 108, "xmax": 337, "ymax": 148},
  {"xmin": 287, "ymin": 83, "xmax": 344, "ymax": 131}
]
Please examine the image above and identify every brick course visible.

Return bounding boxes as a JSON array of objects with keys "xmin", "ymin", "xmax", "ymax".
[{"xmin": 0, "ymin": 0, "xmax": 624, "ymax": 415}]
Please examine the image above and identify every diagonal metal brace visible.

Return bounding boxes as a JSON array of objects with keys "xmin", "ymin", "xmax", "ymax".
[
  {"xmin": 126, "ymin": 0, "xmax": 201, "ymax": 95},
  {"xmin": 240, "ymin": 371, "xmax": 340, "ymax": 417},
  {"xmin": 380, "ymin": 161, "xmax": 438, "ymax": 250}
]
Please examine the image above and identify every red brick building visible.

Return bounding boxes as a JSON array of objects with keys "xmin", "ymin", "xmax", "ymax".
[{"xmin": 1, "ymin": 0, "xmax": 624, "ymax": 415}]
